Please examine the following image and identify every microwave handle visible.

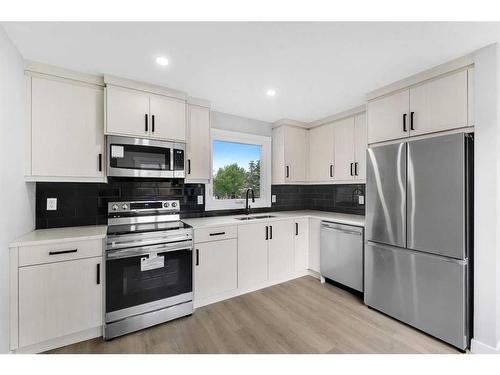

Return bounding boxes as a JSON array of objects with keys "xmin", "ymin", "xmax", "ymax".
[{"xmin": 170, "ymin": 148, "xmax": 174, "ymax": 171}]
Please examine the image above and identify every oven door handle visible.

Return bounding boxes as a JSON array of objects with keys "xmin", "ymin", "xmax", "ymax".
[{"xmin": 107, "ymin": 242, "xmax": 193, "ymax": 260}]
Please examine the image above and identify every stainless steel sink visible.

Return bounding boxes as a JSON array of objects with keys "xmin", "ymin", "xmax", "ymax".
[{"xmin": 235, "ymin": 215, "xmax": 276, "ymax": 221}]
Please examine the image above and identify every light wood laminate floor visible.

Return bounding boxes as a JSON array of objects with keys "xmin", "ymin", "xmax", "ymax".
[{"xmin": 48, "ymin": 276, "xmax": 461, "ymax": 354}]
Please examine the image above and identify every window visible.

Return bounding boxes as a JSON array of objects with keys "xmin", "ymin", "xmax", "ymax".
[{"xmin": 205, "ymin": 129, "xmax": 271, "ymax": 211}]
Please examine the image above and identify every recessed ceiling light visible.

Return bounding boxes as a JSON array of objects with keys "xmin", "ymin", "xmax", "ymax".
[
  {"xmin": 266, "ymin": 89, "xmax": 276, "ymax": 97},
  {"xmin": 156, "ymin": 56, "xmax": 169, "ymax": 66}
]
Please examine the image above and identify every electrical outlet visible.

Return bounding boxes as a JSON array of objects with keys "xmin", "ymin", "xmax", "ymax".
[
  {"xmin": 197, "ymin": 195, "xmax": 204, "ymax": 205},
  {"xmin": 358, "ymin": 195, "xmax": 365, "ymax": 205},
  {"xmin": 46, "ymin": 198, "xmax": 57, "ymax": 211},
  {"xmin": 271, "ymin": 194, "xmax": 277, "ymax": 203}
]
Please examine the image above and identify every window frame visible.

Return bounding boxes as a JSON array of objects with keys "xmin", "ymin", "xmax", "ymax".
[{"xmin": 205, "ymin": 129, "xmax": 271, "ymax": 211}]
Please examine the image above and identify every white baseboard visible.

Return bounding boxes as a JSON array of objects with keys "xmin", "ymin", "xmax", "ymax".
[
  {"xmin": 11, "ymin": 326, "xmax": 102, "ymax": 354},
  {"xmin": 470, "ymin": 338, "xmax": 500, "ymax": 354}
]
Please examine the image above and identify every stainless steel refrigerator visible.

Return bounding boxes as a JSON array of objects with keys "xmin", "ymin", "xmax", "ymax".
[{"xmin": 365, "ymin": 132, "xmax": 473, "ymax": 350}]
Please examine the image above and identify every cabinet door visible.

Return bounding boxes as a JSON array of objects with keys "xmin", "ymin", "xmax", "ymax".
[
  {"xmin": 333, "ymin": 117, "xmax": 355, "ymax": 181},
  {"xmin": 106, "ymin": 85, "xmax": 150, "ymax": 138},
  {"xmin": 284, "ymin": 126, "xmax": 307, "ymax": 182},
  {"xmin": 308, "ymin": 123, "xmax": 334, "ymax": 182},
  {"xmin": 272, "ymin": 126, "xmax": 285, "ymax": 184},
  {"xmin": 354, "ymin": 112, "xmax": 367, "ymax": 180},
  {"xmin": 268, "ymin": 220, "xmax": 295, "ymax": 282},
  {"xmin": 18, "ymin": 257, "xmax": 102, "ymax": 347},
  {"xmin": 150, "ymin": 94, "xmax": 186, "ymax": 141},
  {"xmin": 293, "ymin": 218, "xmax": 309, "ymax": 274},
  {"xmin": 367, "ymin": 90, "xmax": 409, "ymax": 144},
  {"xmin": 238, "ymin": 223, "xmax": 269, "ymax": 289},
  {"xmin": 194, "ymin": 239, "xmax": 237, "ymax": 301},
  {"xmin": 308, "ymin": 218, "xmax": 321, "ymax": 273},
  {"xmin": 409, "ymin": 70, "xmax": 468, "ymax": 136},
  {"xmin": 186, "ymin": 105, "xmax": 211, "ymax": 182},
  {"xmin": 31, "ymin": 77, "xmax": 104, "ymax": 179}
]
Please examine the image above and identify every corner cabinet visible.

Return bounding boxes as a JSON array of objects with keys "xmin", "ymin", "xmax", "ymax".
[
  {"xmin": 308, "ymin": 112, "xmax": 366, "ymax": 183},
  {"xmin": 105, "ymin": 85, "xmax": 186, "ymax": 142},
  {"xmin": 367, "ymin": 68, "xmax": 472, "ymax": 144},
  {"xmin": 272, "ymin": 125, "xmax": 308, "ymax": 184},
  {"xmin": 186, "ymin": 104, "xmax": 211, "ymax": 182},
  {"xmin": 25, "ymin": 74, "xmax": 105, "ymax": 182}
]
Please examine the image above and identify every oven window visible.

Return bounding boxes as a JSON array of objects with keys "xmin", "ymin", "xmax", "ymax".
[
  {"xmin": 106, "ymin": 249, "xmax": 192, "ymax": 313},
  {"xmin": 110, "ymin": 144, "xmax": 171, "ymax": 171}
]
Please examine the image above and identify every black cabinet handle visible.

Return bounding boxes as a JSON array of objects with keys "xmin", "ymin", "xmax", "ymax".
[
  {"xmin": 295, "ymin": 222, "xmax": 299, "ymax": 236},
  {"xmin": 350, "ymin": 163, "xmax": 354, "ymax": 176},
  {"xmin": 49, "ymin": 249, "xmax": 77, "ymax": 256},
  {"xmin": 330, "ymin": 164, "xmax": 334, "ymax": 178},
  {"xmin": 355, "ymin": 162, "xmax": 359, "ymax": 176},
  {"xmin": 209, "ymin": 232, "xmax": 226, "ymax": 236},
  {"xmin": 265, "ymin": 226, "xmax": 269, "ymax": 240},
  {"xmin": 286, "ymin": 166, "xmax": 289, "ymax": 178},
  {"xmin": 145, "ymin": 114, "xmax": 148, "ymax": 132},
  {"xmin": 410, "ymin": 111, "xmax": 415, "ymax": 131},
  {"xmin": 188, "ymin": 159, "xmax": 191, "ymax": 174},
  {"xmin": 403, "ymin": 113, "xmax": 407, "ymax": 132},
  {"xmin": 96, "ymin": 263, "xmax": 100, "ymax": 285},
  {"xmin": 195, "ymin": 249, "xmax": 199, "ymax": 266},
  {"xmin": 152, "ymin": 115, "xmax": 155, "ymax": 133},
  {"xmin": 269, "ymin": 225, "xmax": 273, "ymax": 240},
  {"xmin": 98, "ymin": 153, "xmax": 102, "ymax": 172}
]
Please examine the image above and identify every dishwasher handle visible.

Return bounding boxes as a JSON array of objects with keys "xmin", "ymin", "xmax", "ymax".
[{"xmin": 321, "ymin": 223, "xmax": 363, "ymax": 236}]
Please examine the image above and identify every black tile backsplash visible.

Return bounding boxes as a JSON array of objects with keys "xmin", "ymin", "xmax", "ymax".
[
  {"xmin": 35, "ymin": 178, "xmax": 205, "ymax": 229},
  {"xmin": 35, "ymin": 180, "xmax": 364, "ymax": 229}
]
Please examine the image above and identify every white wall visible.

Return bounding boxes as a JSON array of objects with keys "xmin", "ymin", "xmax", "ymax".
[
  {"xmin": 211, "ymin": 111, "xmax": 272, "ymax": 136},
  {"xmin": 471, "ymin": 43, "xmax": 500, "ymax": 354},
  {"xmin": 0, "ymin": 26, "xmax": 35, "ymax": 353}
]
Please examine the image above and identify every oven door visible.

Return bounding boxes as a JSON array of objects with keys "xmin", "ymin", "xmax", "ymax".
[
  {"xmin": 105, "ymin": 241, "xmax": 193, "ymax": 323},
  {"xmin": 107, "ymin": 135, "xmax": 176, "ymax": 178}
]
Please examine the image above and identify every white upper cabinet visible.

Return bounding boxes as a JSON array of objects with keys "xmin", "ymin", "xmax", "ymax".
[
  {"xmin": 149, "ymin": 94, "xmax": 186, "ymax": 141},
  {"xmin": 308, "ymin": 123, "xmax": 335, "ymax": 182},
  {"xmin": 367, "ymin": 68, "xmax": 473, "ymax": 144},
  {"xmin": 367, "ymin": 89, "xmax": 409, "ymax": 144},
  {"xmin": 333, "ymin": 117, "xmax": 355, "ymax": 181},
  {"xmin": 272, "ymin": 125, "xmax": 307, "ymax": 184},
  {"xmin": 106, "ymin": 85, "xmax": 187, "ymax": 142},
  {"xmin": 186, "ymin": 104, "xmax": 211, "ymax": 182},
  {"xmin": 409, "ymin": 70, "xmax": 468, "ymax": 137},
  {"xmin": 354, "ymin": 113, "xmax": 367, "ymax": 180},
  {"xmin": 29, "ymin": 75, "xmax": 105, "ymax": 182},
  {"xmin": 105, "ymin": 85, "xmax": 150, "ymax": 138}
]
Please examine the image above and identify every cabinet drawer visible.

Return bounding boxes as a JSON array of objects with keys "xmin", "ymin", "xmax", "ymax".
[
  {"xmin": 194, "ymin": 226, "xmax": 237, "ymax": 243},
  {"xmin": 19, "ymin": 239, "xmax": 102, "ymax": 267}
]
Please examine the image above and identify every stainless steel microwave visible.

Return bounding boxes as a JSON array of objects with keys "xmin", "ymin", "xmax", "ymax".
[{"xmin": 107, "ymin": 135, "xmax": 185, "ymax": 178}]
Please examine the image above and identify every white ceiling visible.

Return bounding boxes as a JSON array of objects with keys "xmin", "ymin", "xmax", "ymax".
[{"xmin": 3, "ymin": 22, "xmax": 500, "ymax": 123}]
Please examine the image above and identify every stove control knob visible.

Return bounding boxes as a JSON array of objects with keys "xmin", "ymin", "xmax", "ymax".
[
  {"xmin": 171, "ymin": 202, "xmax": 178, "ymax": 208},
  {"xmin": 163, "ymin": 202, "xmax": 170, "ymax": 208},
  {"xmin": 121, "ymin": 204, "xmax": 128, "ymax": 210},
  {"xmin": 111, "ymin": 204, "xmax": 119, "ymax": 211}
]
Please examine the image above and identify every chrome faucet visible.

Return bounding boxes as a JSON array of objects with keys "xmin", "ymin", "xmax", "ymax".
[{"xmin": 245, "ymin": 188, "xmax": 255, "ymax": 215}]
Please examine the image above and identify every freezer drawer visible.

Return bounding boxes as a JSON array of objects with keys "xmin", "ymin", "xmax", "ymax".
[
  {"xmin": 320, "ymin": 222, "xmax": 364, "ymax": 292},
  {"xmin": 365, "ymin": 241, "xmax": 468, "ymax": 350}
]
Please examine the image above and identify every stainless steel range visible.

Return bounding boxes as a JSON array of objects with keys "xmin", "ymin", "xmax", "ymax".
[{"xmin": 104, "ymin": 200, "xmax": 193, "ymax": 340}]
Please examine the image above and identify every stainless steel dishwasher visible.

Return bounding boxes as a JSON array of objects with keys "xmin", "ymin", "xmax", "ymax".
[{"xmin": 320, "ymin": 221, "xmax": 364, "ymax": 292}]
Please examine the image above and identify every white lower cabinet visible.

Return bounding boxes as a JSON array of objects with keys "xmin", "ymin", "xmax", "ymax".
[
  {"xmin": 194, "ymin": 238, "xmax": 238, "ymax": 301},
  {"xmin": 18, "ymin": 256, "xmax": 102, "ymax": 348},
  {"xmin": 308, "ymin": 218, "xmax": 322, "ymax": 273},
  {"xmin": 293, "ymin": 218, "xmax": 309, "ymax": 274},
  {"xmin": 238, "ymin": 222, "xmax": 269, "ymax": 289},
  {"xmin": 268, "ymin": 220, "xmax": 295, "ymax": 283}
]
